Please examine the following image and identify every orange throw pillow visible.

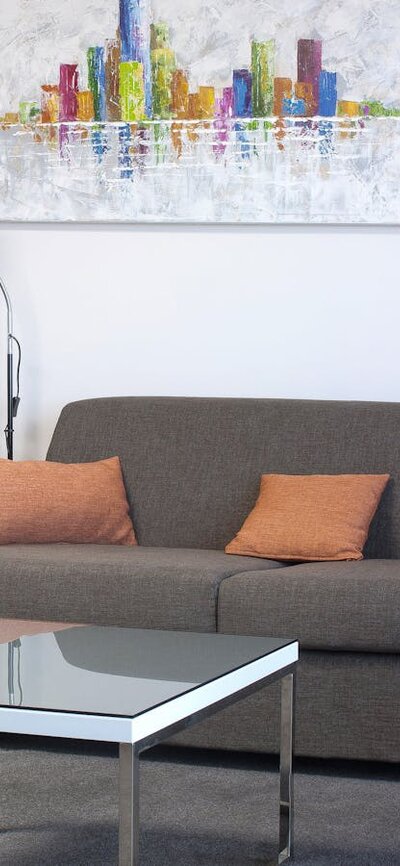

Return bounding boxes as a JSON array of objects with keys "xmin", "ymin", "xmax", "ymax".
[
  {"xmin": 225, "ymin": 474, "xmax": 390, "ymax": 562},
  {"xmin": 0, "ymin": 457, "xmax": 136, "ymax": 546}
]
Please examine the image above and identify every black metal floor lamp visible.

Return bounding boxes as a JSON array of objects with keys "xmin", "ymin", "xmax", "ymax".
[
  {"xmin": 1, "ymin": 276, "xmax": 22, "ymax": 704},
  {"xmin": 0, "ymin": 276, "xmax": 21, "ymax": 460}
]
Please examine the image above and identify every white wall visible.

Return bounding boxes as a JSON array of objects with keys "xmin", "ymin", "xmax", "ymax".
[{"xmin": 0, "ymin": 224, "xmax": 398, "ymax": 460}]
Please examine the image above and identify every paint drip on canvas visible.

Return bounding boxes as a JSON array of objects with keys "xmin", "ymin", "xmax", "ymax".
[{"xmin": 0, "ymin": 0, "xmax": 399, "ymax": 223}]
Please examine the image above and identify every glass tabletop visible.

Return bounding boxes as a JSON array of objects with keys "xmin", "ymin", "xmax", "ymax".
[{"xmin": 0, "ymin": 618, "xmax": 295, "ymax": 719}]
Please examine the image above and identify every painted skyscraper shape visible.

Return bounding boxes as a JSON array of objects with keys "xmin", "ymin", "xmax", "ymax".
[
  {"xmin": 319, "ymin": 71, "xmax": 337, "ymax": 116},
  {"xmin": 59, "ymin": 64, "xmax": 79, "ymax": 121},
  {"xmin": 233, "ymin": 69, "xmax": 252, "ymax": 117},
  {"xmin": 297, "ymin": 39, "xmax": 322, "ymax": 115},
  {"xmin": 87, "ymin": 47, "xmax": 106, "ymax": 121},
  {"xmin": 251, "ymin": 41, "xmax": 274, "ymax": 116},
  {"xmin": 150, "ymin": 22, "xmax": 176, "ymax": 119},
  {"xmin": 105, "ymin": 39, "xmax": 121, "ymax": 121},
  {"xmin": 119, "ymin": 0, "xmax": 152, "ymax": 117}
]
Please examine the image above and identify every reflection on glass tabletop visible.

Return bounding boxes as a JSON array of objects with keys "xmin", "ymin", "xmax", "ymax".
[{"xmin": 0, "ymin": 618, "xmax": 296, "ymax": 719}]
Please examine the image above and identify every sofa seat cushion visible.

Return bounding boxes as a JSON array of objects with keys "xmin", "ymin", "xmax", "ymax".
[
  {"xmin": 0, "ymin": 544, "xmax": 282, "ymax": 633},
  {"xmin": 218, "ymin": 560, "xmax": 400, "ymax": 653}
]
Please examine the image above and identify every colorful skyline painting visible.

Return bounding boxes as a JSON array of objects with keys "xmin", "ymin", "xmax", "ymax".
[{"xmin": 0, "ymin": 0, "xmax": 399, "ymax": 223}]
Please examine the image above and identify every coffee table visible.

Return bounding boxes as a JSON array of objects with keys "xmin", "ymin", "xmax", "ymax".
[{"xmin": 0, "ymin": 619, "xmax": 298, "ymax": 865}]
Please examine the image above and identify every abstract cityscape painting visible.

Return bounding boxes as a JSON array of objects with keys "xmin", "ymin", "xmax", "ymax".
[{"xmin": 0, "ymin": 0, "xmax": 399, "ymax": 223}]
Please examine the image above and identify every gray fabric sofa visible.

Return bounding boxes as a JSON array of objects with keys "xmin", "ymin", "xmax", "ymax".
[{"xmin": 1, "ymin": 396, "xmax": 399, "ymax": 763}]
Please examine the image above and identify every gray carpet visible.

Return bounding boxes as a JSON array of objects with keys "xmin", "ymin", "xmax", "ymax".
[{"xmin": 0, "ymin": 737, "xmax": 399, "ymax": 866}]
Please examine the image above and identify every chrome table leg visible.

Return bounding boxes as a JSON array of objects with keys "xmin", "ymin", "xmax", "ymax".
[
  {"xmin": 268, "ymin": 671, "xmax": 295, "ymax": 865},
  {"xmin": 119, "ymin": 743, "xmax": 140, "ymax": 866},
  {"xmin": 118, "ymin": 669, "xmax": 295, "ymax": 866}
]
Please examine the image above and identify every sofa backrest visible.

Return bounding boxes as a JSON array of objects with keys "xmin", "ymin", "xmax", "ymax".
[{"xmin": 47, "ymin": 397, "xmax": 400, "ymax": 558}]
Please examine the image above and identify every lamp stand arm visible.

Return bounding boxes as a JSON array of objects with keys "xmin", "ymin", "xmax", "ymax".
[{"xmin": 0, "ymin": 277, "xmax": 16, "ymax": 460}]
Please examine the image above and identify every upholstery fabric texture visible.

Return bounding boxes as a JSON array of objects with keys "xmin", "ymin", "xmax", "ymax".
[
  {"xmin": 225, "ymin": 473, "xmax": 390, "ymax": 561},
  {"xmin": 46, "ymin": 397, "xmax": 400, "ymax": 557},
  {"xmin": 0, "ymin": 544, "xmax": 279, "ymax": 632},
  {"xmin": 0, "ymin": 456, "xmax": 136, "ymax": 546},
  {"xmin": 217, "ymin": 560, "xmax": 400, "ymax": 652}
]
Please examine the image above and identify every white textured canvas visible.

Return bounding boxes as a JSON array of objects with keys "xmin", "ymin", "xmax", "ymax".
[{"xmin": 0, "ymin": 0, "xmax": 399, "ymax": 222}]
